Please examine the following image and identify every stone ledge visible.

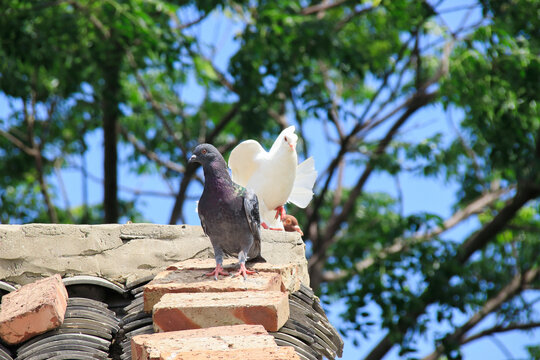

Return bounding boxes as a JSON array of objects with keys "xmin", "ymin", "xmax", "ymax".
[{"xmin": 0, "ymin": 224, "xmax": 308, "ymax": 288}]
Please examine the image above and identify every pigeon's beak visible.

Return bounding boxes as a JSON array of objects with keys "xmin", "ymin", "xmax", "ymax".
[
  {"xmin": 188, "ymin": 154, "xmax": 197, "ymax": 164},
  {"xmin": 294, "ymin": 225, "xmax": 304, "ymax": 236}
]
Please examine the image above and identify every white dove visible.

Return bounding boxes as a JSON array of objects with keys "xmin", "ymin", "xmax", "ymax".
[{"xmin": 228, "ymin": 126, "xmax": 317, "ymax": 230}]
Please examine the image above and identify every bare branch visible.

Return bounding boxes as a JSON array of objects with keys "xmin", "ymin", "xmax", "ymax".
[
  {"xmin": 168, "ymin": 103, "xmax": 240, "ymax": 224},
  {"xmin": 320, "ymin": 62, "xmax": 345, "ymax": 140},
  {"xmin": 268, "ymin": 106, "xmax": 289, "ymax": 129},
  {"xmin": 68, "ymin": 162, "xmax": 177, "ymax": 198},
  {"xmin": 25, "ymin": 84, "xmax": 59, "ymax": 223},
  {"xmin": 310, "ymin": 40, "xmax": 455, "ymax": 288},
  {"xmin": 322, "ymin": 186, "xmax": 512, "ymax": 282},
  {"xmin": 177, "ymin": 14, "xmax": 207, "ymax": 30},
  {"xmin": 68, "ymin": 1, "xmax": 111, "ymax": 39},
  {"xmin": 125, "ymin": 50, "xmax": 186, "ymax": 153},
  {"xmin": 310, "ymin": 90, "xmax": 438, "ymax": 286},
  {"xmin": 363, "ymin": 185, "xmax": 540, "ymax": 360},
  {"xmin": 54, "ymin": 159, "xmax": 74, "ymax": 223},
  {"xmin": 305, "ymin": 35, "xmax": 416, "ymax": 231},
  {"xmin": 463, "ymin": 322, "xmax": 540, "ymax": 345},
  {"xmin": 447, "ymin": 106, "xmax": 483, "ymax": 181},
  {"xmin": 422, "ymin": 267, "xmax": 540, "ymax": 360},
  {"xmin": 335, "ymin": 5, "xmax": 375, "ymax": 30},
  {"xmin": 488, "ymin": 335, "xmax": 515, "ymax": 360},
  {"xmin": 0, "ymin": 130, "xmax": 37, "ymax": 156},
  {"xmin": 458, "ymin": 185, "xmax": 540, "ymax": 263},
  {"xmin": 30, "ymin": 0, "xmax": 68, "ymax": 11},
  {"xmin": 119, "ymin": 126, "xmax": 185, "ymax": 173},
  {"xmin": 186, "ymin": 48, "xmax": 237, "ymax": 93},
  {"xmin": 301, "ymin": 0, "xmax": 352, "ymax": 15},
  {"xmin": 434, "ymin": 3, "xmax": 480, "ymax": 15},
  {"xmin": 206, "ymin": 102, "xmax": 241, "ymax": 141}
]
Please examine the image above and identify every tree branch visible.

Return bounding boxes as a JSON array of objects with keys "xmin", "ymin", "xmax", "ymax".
[
  {"xmin": 463, "ymin": 322, "xmax": 540, "ymax": 345},
  {"xmin": 309, "ymin": 90, "xmax": 438, "ymax": 288},
  {"xmin": 68, "ymin": 162, "xmax": 177, "ymax": 198},
  {"xmin": 304, "ymin": 35, "xmax": 417, "ymax": 240},
  {"xmin": 422, "ymin": 267, "xmax": 540, "ymax": 360},
  {"xmin": 119, "ymin": 126, "xmax": 185, "ymax": 173},
  {"xmin": 363, "ymin": 185, "xmax": 540, "ymax": 360},
  {"xmin": 54, "ymin": 158, "xmax": 74, "ymax": 223},
  {"xmin": 186, "ymin": 48, "xmax": 237, "ymax": 93},
  {"xmin": 168, "ymin": 103, "xmax": 240, "ymax": 225},
  {"xmin": 323, "ymin": 186, "xmax": 511, "ymax": 281},
  {"xmin": 125, "ymin": 49, "xmax": 186, "ymax": 153},
  {"xmin": 26, "ymin": 88, "xmax": 59, "ymax": 223},
  {"xmin": 457, "ymin": 185, "xmax": 540, "ymax": 263},
  {"xmin": 301, "ymin": 0, "xmax": 352, "ymax": 15},
  {"xmin": 335, "ymin": 5, "xmax": 375, "ymax": 30},
  {"xmin": 68, "ymin": 1, "xmax": 111, "ymax": 39},
  {"xmin": 0, "ymin": 130, "xmax": 37, "ymax": 156},
  {"xmin": 309, "ymin": 40, "xmax": 454, "ymax": 288}
]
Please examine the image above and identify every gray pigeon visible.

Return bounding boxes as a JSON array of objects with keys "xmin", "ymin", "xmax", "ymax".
[{"xmin": 189, "ymin": 143, "xmax": 264, "ymax": 279}]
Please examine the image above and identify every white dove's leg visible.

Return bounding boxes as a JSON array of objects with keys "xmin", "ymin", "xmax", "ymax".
[
  {"xmin": 259, "ymin": 198, "xmax": 285, "ymax": 231},
  {"xmin": 274, "ymin": 205, "xmax": 286, "ymax": 221},
  {"xmin": 205, "ymin": 245, "xmax": 229, "ymax": 280}
]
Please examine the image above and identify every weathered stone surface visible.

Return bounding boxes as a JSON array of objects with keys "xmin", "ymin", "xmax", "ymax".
[
  {"xmin": 153, "ymin": 291, "xmax": 289, "ymax": 332},
  {"xmin": 0, "ymin": 224, "xmax": 308, "ymax": 288},
  {"xmin": 143, "ymin": 265, "xmax": 282, "ymax": 312},
  {"xmin": 0, "ymin": 274, "xmax": 68, "ymax": 344},
  {"xmin": 166, "ymin": 258, "xmax": 305, "ymax": 293},
  {"xmin": 159, "ymin": 346, "xmax": 301, "ymax": 360},
  {"xmin": 131, "ymin": 325, "xmax": 275, "ymax": 360}
]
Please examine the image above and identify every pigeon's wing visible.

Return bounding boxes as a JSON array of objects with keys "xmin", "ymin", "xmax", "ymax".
[
  {"xmin": 198, "ymin": 212, "xmax": 209, "ymax": 236},
  {"xmin": 242, "ymin": 187, "xmax": 262, "ymax": 258},
  {"xmin": 228, "ymin": 140, "xmax": 266, "ymax": 187},
  {"xmin": 243, "ymin": 188, "xmax": 261, "ymax": 236},
  {"xmin": 288, "ymin": 156, "xmax": 317, "ymax": 208}
]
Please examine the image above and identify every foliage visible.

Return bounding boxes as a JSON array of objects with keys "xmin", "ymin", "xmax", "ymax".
[{"xmin": 1, "ymin": 0, "xmax": 539, "ymax": 359}]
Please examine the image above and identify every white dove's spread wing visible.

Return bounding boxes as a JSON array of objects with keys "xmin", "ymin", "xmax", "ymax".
[
  {"xmin": 228, "ymin": 140, "xmax": 267, "ymax": 187},
  {"xmin": 288, "ymin": 156, "xmax": 317, "ymax": 208}
]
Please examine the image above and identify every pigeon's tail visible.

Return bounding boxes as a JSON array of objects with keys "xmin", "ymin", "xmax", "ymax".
[
  {"xmin": 288, "ymin": 156, "xmax": 317, "ymax": 208},
  {"xmin": 247, "ymin": 254, "xmax": 266, "ymax": 264}
]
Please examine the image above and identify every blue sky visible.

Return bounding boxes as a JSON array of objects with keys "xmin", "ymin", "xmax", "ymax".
[{"xmin": 1, "ymin": 1, "xmax": 538, "ymax": 359}]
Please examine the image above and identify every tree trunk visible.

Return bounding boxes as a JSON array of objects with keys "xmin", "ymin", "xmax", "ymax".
[{"xmin": 101, "ymin": 49, "xmax": 122, "ymax": 224}]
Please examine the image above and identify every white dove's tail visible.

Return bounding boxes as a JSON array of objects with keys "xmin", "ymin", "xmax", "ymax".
[{"xmin": 288, "ymin": 157, "xmax": 317, "ymax": 208}]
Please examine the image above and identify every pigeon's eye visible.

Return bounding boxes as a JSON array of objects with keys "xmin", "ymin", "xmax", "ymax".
[
  {"xmin": 285, "ymin": 219, "xmax": 291, "ymax": 225},
  {"xmin": 202, "ymin": 149, "xmax": 207, "ymax": 155}
]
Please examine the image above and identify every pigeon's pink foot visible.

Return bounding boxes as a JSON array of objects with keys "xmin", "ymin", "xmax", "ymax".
[
  {"xmin": 232, "ymin": 263, "xmax": 257, "ymax": 280},
  {"xmin": 274, "ymin": 206, "xmax": 286, "ymax": 221},
  {"xmin": 205, "ymin": 264, "xmax": 229, "ymax": 280}
]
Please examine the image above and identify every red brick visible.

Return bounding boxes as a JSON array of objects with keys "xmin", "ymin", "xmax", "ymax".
[
  {"xmin": 153, "ymin": 291, "xmax": 289, "ymax": 333},
  {"xmin": 131, "ymin": 325, "xmax": 276, "ymax": 360},
  {"xmin": 143, "ymin": 264, "xmax": 282, "ymax": 312},
  {"xmin": 0, "ymin": 274, "xmax": 68, "ymax": 344},
  {"xmin": 167, "ymin": 259, "xmax": 304, "ymax": 293},
  {"xmin": 159, "ymin": 346, "xmax": 301, "ymax": 360}
]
